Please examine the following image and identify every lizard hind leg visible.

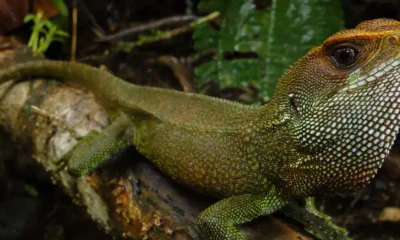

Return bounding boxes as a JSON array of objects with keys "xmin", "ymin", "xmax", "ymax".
[
  {"xmin": 198, "ymin": 185, "xmax": 288, "ymax": 240},
  {"xmin": 58, "ymin": 113, "xmax": 134, "ymax": 176}
]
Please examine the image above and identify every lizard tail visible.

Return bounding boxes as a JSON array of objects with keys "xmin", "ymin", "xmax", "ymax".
[
  {"xmin": 0, "ymin": 60, "xmax": 138, "ymax": 109},
  {"xmin": 0, "ymin": 60, "xmax": 253, "ymax": 125}
]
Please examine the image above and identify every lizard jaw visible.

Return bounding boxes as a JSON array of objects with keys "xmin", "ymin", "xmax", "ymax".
[{"xmin": 290, "ymin": 57, "xmax": 400, "ymax": 196}]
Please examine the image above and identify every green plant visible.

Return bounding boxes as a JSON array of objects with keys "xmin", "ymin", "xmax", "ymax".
[
  {"xmin": 194, "ymin": 0, "xmax": 344, "ymax": 100},
  {"xmin": 24, "ymin": 11, "xmax": 70, "ymax": 54}
]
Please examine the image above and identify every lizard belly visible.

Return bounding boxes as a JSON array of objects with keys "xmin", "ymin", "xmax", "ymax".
[{"xmin": 135, "ymin": 121, "xmax": 271, "ymax": 198}]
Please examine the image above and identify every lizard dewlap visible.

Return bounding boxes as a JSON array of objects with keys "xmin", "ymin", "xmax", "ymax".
[{"xmin": 0, "ymin": 18, "xmax": 399, "ymax": 240}]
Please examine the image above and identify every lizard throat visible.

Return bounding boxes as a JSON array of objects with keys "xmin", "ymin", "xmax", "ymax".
[{"xmin": 288, "ymin": 58, "xmax": 400, "ymax": 196}]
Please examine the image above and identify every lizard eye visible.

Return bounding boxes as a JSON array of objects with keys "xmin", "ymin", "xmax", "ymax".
[{"xmin": 331, "ymin": 45, "xmax": 359, "ymax": 68}]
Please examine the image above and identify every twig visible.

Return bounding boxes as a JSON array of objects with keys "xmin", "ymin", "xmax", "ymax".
[
  {"xmin": 30, "ymin": 105, "xmax": 70, "ymax": 131},
  {"xmin": 146, "ymin": 55, "xmax": 194, "ymax": 92},
  {"xmin": 185, "ymin": 48, "xmax": 217, "ymax": 66},
  {"xmin": 185, "ymin": 0, "xmax": 194, "ymax": 15},
  {"xmin": 80, "ymin": 1, "xmax": 106, "ymax": 36},
  {"xmin": 70, "ymin": 0, "xmax": 78, "ymax": 61},
  {"xmin": 117, "ymin": 11, "xmax": 220, "ymax": 51},
  {"xmin": 97, "ymin": 15, "xmax": 199, "ymax": 42}
]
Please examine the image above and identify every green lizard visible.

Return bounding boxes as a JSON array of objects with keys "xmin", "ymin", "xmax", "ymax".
[{"xmin": 1, "ymin": 18, "xmax": 400, "ymax": 239}]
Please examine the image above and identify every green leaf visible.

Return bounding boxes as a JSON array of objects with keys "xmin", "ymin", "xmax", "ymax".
[
  {"xmin": 52, "ymin": 0, "xmax": 69, "ymax": 16},
  {"xmin": 263, "ymin": 0, "xmax": 344, "ymax": 98},
  {"xmin": 24, "ymin": 10, "xmax": 70, "ymax": 54},
  {"xmin": 25, "ymin": 184, "xmax": 39, "ymax": 197},
  {"xmin": 24, "ymin": 14, "xmax": 36, "ymax": 23},
  {"xmin": 196, "ymin": 59, "xmax": 261, "ymax": 87},
  {"xmin": 194, "ymin": 0, "xmax": 269, "ymax": 93},
  {"xmin": 44, "ymin": 20, "xmax": 55, "ymax": 28},
  {"xmin": 193, "ymin": 0, "xmax": 344, "ymax": 99},
  {"xmin": 55, "ymin": 30, "xmax": 70, "ymax": 37}
]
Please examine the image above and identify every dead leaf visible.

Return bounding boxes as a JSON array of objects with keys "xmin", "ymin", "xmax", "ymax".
[{"xmin": 379, "ymin": 207, "xmax": 400, "ymax": 222}]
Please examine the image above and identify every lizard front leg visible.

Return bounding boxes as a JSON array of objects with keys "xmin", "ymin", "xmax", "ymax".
[
  {"xmin": 58, "ymin": 112, "xmax": 134, "ymax": 176},
  {"xmin": 198, "ymin": 185, "xmax": 287, "ymax": 240}
]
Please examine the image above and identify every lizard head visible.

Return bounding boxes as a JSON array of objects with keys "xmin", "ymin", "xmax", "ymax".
[{"xmin": 271, "ymin": 19, "xmax": 400, "ymax": 196}]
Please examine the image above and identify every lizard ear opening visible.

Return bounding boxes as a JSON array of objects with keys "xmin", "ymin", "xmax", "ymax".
[{"xmin": 288, "ymin": 93, "xmax": 300, "ymax": 117}]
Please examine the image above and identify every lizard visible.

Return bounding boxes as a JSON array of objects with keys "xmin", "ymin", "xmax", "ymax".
[{"xmin": 0, "ymin": 18, "xmax": 400, "ymax": 239}]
